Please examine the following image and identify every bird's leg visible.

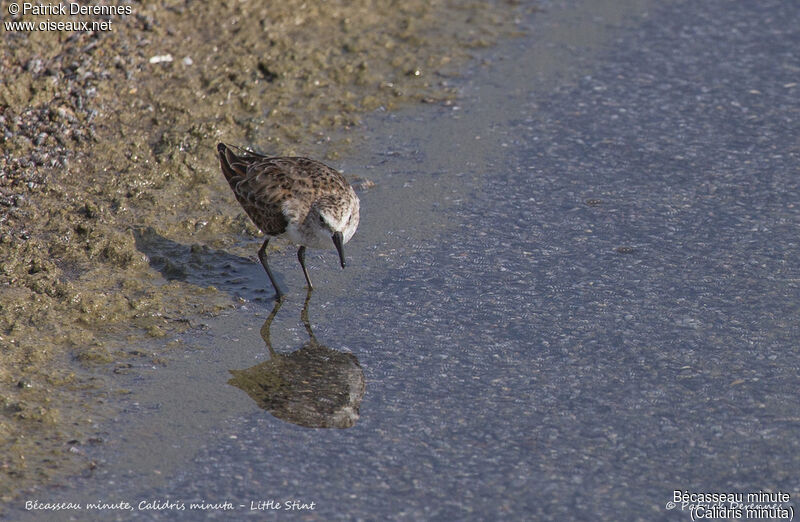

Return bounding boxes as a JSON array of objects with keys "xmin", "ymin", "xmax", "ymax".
[
  {"xmin": 300, "ymin": 287, "xmax": 318, "ymax": 344},
  {"xmin": 257, "ymin": 238, "xmax": 283, "ymax": 300},
  {"xmin": 297, "ymin": 246, "xmax": 313, "ymax": 290},
  {"xmin": 260, "ymin": 297, "xmax": 284, "ymax": 358}
]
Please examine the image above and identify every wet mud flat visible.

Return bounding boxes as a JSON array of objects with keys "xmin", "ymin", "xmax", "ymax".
[
  {"xmin": 0, "ymin": 0, "xmax": 527, "ymax": 505},
  {"xmin": 3, "ymin": 0, "xmax": 799, "ymax": 519}
]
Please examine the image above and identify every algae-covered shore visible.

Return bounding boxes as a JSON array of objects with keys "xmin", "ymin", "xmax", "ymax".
[{"xmin": 0, "ymin": 0, "xmax": 526, "ymax": 504}]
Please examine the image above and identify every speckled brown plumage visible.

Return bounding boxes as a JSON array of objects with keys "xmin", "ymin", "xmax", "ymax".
[{"xmin": 218, "ymin": 143, "xmax": 360, "ymax": 299}]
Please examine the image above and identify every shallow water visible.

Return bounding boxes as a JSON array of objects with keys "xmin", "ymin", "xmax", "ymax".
[
  {"xmin": 0, "ymin": 0, "xmax": 520, "ymax": 494},
  {"xmin": 10, "ymin": 0, "xmax": 800, "ymax": 519}
]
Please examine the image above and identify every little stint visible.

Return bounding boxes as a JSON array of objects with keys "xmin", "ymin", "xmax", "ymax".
[{"xmin": 218, "ymin": 143, "xmax": 360, "ymax": 299}]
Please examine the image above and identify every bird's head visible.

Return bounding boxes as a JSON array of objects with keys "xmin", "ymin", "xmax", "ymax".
[{"xmin": 312, "ymin": 197, "xmax": 360, "ymax": 269}]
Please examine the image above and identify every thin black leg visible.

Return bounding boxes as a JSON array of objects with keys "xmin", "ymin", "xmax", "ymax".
[
  {"xmin": 300, "ymin": 287, "xmax": 316, "ymax": 342},
  {"xmin": 259, "ymin": 296, "xmax": 284, "ymax": 357},
  {"xmin": 257, "ymin": 238, "xmax": 283, "ymax": 300},
  {"xmin": 297, "ymin": 246, "xmax": 313, "ymax": 289}
]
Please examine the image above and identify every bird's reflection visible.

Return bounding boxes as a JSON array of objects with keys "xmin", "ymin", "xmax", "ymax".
[{"xmin": 228, "ymin": 290, "xmax": 365, "ymax": 428}]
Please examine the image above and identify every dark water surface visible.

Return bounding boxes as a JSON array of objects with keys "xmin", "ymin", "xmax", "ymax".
[{"xmin": 11, "ymin": 0, "xmax": 800, "ymax": 520}]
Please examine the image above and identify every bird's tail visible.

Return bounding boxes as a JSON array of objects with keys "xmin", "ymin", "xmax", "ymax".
[
  {"xmin": 217, "ymin": 143, "xmax": 236, "ymax": 182},
  {"xmin": 218, "ymin": 143, "xmax": 273, "ymax": 182},
  {"xmin": 217, "ymin": 143, "xmax": 241, "ymax": 183}
]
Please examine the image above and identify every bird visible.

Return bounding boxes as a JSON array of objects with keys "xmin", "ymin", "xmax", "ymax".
[{"xmin": 217, "ymin": 143, "xmax": 360, "ymax": 299}]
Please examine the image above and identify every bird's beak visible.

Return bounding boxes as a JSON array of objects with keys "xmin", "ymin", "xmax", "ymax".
[{"xmin": 332, "ymin": 231, "xmax": 346, "ymax": 268}]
